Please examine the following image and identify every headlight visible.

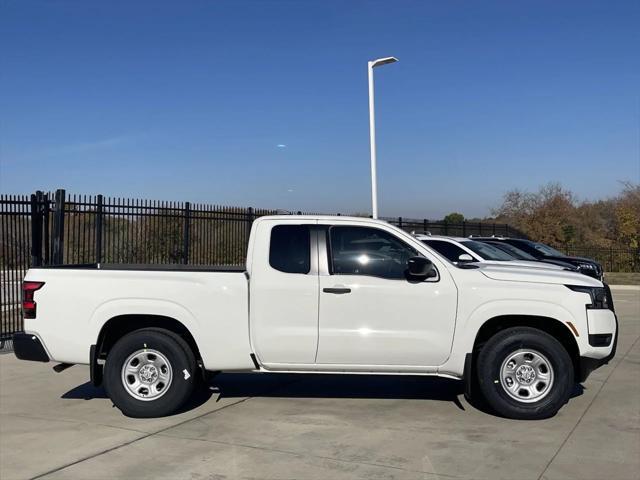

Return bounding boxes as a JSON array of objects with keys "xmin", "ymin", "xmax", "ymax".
[
  {"xmin": 577, "ymin": 263, "xmax": 595, "ymax": 270},
  {"xmin": 566, "ymin": 285, "xmax": 612, "ymax": 310}
]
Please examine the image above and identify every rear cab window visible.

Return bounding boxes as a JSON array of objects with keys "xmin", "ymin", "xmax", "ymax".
[{"xmin": 269, "ymin": 225, "xmax": 310, "ymax": 274}]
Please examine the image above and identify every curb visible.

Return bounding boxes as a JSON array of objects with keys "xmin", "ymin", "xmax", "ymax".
[
  {"xmin": 0, "ymin": 338, "xmax": 14, "ymax": 354},
  {"xmin": 608, "ymin": 285, "xmax": 640, "ymax": 291}
]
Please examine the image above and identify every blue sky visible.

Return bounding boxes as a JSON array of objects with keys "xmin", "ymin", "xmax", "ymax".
[{"xmin": 1, "ymin": 0, "xmax": 638, "ymax": 218}]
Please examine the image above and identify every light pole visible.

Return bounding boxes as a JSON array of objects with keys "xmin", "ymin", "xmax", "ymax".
[{"xmin": 368, "ymin": 56, "xmax": 398, "ymax": 219}]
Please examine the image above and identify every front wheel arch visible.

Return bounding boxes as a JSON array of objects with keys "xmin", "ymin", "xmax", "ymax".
[
  {"xmin": 464, "ymin": 315, "xmax": 580, "ymax": 405},
  {"xmin": 472, "ymin": 315, "xmax": 580, "ymax": 378}
]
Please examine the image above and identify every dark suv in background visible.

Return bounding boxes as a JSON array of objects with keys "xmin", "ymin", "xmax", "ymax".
[{"xmin": 472, "ymin": 237, "xmax": 603, "ymax": 280}]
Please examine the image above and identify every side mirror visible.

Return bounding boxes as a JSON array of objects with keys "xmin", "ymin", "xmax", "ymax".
[
  {"xmin": 458, "ymin": 253, "xmax": 474, "ymax": 263},
  {"xmin": 407, "ymin": 256, "xmax": 437, "ymax": 279}
]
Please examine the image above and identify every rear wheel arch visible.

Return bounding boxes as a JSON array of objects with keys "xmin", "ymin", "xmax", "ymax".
[{"xmin": 96, "ymin": 314, "xmax": 202, "ymax": 364}]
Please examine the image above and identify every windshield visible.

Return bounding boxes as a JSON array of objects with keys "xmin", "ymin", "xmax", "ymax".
[
  {"xmin": 486, "ymin": 242, "xmax": 537, "ymax": 260},
  {"xmin": 532, "ymin": 242, "xmax": 565, "ymax": 257},
  {"xmin": 422, "ymin": 239, "xmax": 473, "ymax": 264},
  {"xmin": 461, "ymin": 241, "xmax": 515, "ymax": 261}
]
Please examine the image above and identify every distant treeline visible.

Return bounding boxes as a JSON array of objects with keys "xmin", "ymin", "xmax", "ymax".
[{"xmin": 489, "ymin": 182, "xmax": 639, "ymax": 250}]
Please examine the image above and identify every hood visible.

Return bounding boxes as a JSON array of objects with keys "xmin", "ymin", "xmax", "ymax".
[
  {"xmin": 541, "ymin": 255, "xmax": 603, "ymax": 279},
  {"xmin": 481, "ymin": 260, "xmax": 564, "ymax": 270},
  {"xmin": 542, "ymin": 254, "xmax": 600, "ymax": 267},
  {"xmin": 477, "ymin": 263, "xmax": 602, "ymax": 287},
  {"xmin": 540, "ymin": 258, "xmax": 578, "ymax": 270}
]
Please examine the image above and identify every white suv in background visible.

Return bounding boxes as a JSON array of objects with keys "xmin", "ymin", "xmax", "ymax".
[{"xmin": 415, "ymin": 234, "xmax": 566, "ymax": 271}]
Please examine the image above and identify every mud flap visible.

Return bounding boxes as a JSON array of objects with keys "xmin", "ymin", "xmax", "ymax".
[
  {"xmin": 90, "ymin": 344, "xmax": 103, "ymax": 386},
  {"xmin": 463, "ymin": 353, "xmax": 473, "ymax": 401}
]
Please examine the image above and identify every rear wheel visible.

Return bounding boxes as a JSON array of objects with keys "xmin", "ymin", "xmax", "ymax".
[
  {"xmin": 476, "ymin": 327, "xmax": 574, "ymax": 420},
  {"xmin": 104, "ymin": 329, "xmax": 196, "ymax": 418}
]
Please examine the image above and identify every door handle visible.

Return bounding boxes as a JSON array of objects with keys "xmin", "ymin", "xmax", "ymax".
[{"xmin": 323, "ymin": 287, "xmax": 351, "ymax": 294}]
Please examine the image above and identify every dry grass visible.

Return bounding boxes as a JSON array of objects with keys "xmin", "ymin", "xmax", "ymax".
[{"xmin": 605, "ymin": 272, "xmax": 640, "ymax": 285}]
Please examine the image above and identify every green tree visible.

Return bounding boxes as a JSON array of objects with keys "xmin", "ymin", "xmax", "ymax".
[{"xmin": 443, "ymin": 212, "xmax": 465, "ymax": 224}]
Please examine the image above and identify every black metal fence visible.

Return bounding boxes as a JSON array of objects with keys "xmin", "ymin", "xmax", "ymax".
[
  {"xmin": 21, "ymin": 190, "xmax": 530, "ymax": 270},
  {"xmin": 564, "ymin": 245, "xmax": 640, "ymax": 274},
  {"xmin": 35, "ymin": 191, "xmax": 278, "ymax": 267},
  {"xmin": 1, "ymin": 189, "xmax": 638, "ymax": 340},
  {"xmin": 0, "ymin": 195, "xmax": 32, "ymax": 343},
  {"xmin": 384, "ymin": 216, "xmax": 525, "ymax": 238}
]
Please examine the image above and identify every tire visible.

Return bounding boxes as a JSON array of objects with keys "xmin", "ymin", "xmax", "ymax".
[
  {"xmin": 104, "ymin": 329, "xmax": 197, "ymax": 418},
  {"xmin": 476, "ymin": 327, "xmax": 574, "ymax": 420}
]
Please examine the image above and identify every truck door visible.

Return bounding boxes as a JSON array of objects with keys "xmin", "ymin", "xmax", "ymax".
[
  {"xmin": 316, "ymin": 225, "xmax": 457, "ymax": 367},
  {"xmin": 249, "ymin": 220, "xmax": 319, "ymax": 366}
]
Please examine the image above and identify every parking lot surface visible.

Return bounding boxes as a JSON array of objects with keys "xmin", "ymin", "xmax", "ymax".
[{"xmin": 1, "ymin": 288, "xmax": 638, "ymax": 480}]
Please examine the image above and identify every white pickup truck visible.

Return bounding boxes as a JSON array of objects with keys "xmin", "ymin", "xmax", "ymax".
[{"xmin": 14, "ymin": 216, "xmax": 617, "ymax": 420}]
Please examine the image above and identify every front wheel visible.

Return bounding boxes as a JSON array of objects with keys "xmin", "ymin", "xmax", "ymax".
[
  {"xmin": 476, "ymin": 327, "xmax": 574, "ymax": 420},
  {"xmin": 104, "ymin": 329, "xmax": 196, "ymax": 418}
]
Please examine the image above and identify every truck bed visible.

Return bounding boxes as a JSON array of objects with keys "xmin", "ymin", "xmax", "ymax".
[{"xmin": 23, "ymin": 265, "xmax": 252, "ymax": 370}]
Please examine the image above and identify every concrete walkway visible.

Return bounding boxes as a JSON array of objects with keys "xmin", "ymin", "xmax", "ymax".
[{"xmin": 1, "ymin": 289, "xmax": 638, "ymax": 480}]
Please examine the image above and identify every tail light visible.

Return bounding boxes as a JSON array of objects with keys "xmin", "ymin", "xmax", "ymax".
[{"xmin": 23, "ymin": 281, "xmax": 44, "ymax": 319}]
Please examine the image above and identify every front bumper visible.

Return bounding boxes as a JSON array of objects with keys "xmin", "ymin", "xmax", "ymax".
[
  {"xmin": 13, "ymin": 333, "xmax": 50, "ymax": 362},
  {"xmin": 579, "ymin": 312, "xmax": 618, "ymax": 383}
]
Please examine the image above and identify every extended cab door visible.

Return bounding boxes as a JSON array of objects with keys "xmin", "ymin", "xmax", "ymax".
[
  {"xmin": 316, "ymin": 224, "xmax": 458, "ymax": 367},
  {"xmin": 249, "ymin": 219, "xmax": 319, "ymax": 366}
]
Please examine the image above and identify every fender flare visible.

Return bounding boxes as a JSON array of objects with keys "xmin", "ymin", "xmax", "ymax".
[{"xmin": 88, "ymin": 299, "xmax": 205, "ymax": 385}]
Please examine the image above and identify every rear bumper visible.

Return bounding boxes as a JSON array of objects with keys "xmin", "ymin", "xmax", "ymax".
[{"xmin": 13, "ymin": 333, "xmax": 50, "ymax": 362}]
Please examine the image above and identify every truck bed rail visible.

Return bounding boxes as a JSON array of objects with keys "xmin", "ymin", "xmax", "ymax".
[{"xmin": 29, "ymin": 263, "xmax": 246, "ymax": 273}]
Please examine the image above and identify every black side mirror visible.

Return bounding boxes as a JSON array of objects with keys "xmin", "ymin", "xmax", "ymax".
[{"xmin": 407, "ymin": 256, "xmax": 437, "ymax": 279}]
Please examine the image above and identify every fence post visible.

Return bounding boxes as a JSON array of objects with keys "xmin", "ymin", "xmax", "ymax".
[
  {"xmin": 609, "ymin": 246, "xmax": 613, "ymax": 272},
  {"xmin": 42, "ymin": 192, "xmax": 50, "ymax": 264},
  {"xmin": 462, "ymin": 221, "xmax": 466, "ymax": 237},
  {"xmin": 444, "ymin": 221, "xmax": 448, "ymax": 235},
  {"xmin": 183, "ymin": 202, "xmax": 190, "ymax": 264},
  {"xmin": 492, "ymin": 223, "xmax": 496, "ymax": 236},
  {"xmin": 37, "ymin": 191, "xmax": 45, "ymax": 262},
  {"xmin": 51, "ymin": 189, "xmax": 65, "ymax": 265},
  {"xmin": 30, "ymin": 192, "xmax": 43, "ymax": 266},
  {"xmin": 95, "ymin": 194, "xmax": 103, "ymax": 264},
  {"xmin": 423, "ymin": 219, "xmax": 428, "ymax": 234},
  {"xmin": 246, "ymin": 207, "xmax": 254, "ymax": 244},
  {"xmin": 398, "ymin": 217, "xmax": 403, "ymax": 230}
]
